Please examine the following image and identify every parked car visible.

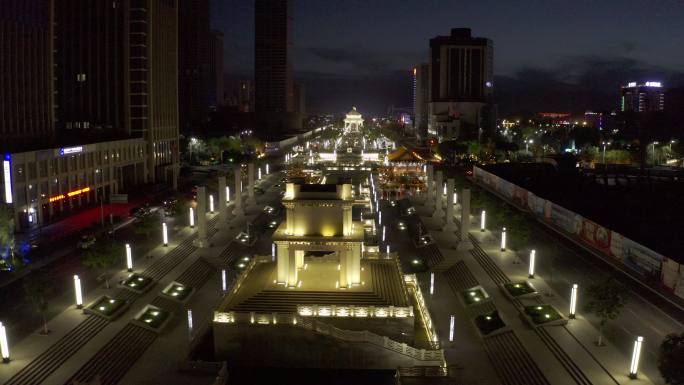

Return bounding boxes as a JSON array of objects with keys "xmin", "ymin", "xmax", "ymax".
[{"xmin": 77, "ymin": 235, "xmax": 97, "ymax": 249}]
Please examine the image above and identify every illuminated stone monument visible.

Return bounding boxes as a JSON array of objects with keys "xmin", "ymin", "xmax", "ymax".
[{"xmin": 343, "ymin": 107, "xmax": 363, "ymax": 133}]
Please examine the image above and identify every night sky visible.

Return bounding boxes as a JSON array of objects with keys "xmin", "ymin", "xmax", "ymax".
[{"xmin": 212, "ymin": 0, "xmax": 684, "ymax": 115}]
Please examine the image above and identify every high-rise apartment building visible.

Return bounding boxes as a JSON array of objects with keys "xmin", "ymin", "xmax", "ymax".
[
  {"xmin": 255, "ymin": 0, "xmax": 293, "ymax": 114},
  {"xmin": 620, "ymin": 82, "xmax": 665, "ymax": 113},
  {"xmin": 0, "ymin": 0, "xmax": 54, "ymax": 151},
  {"xmin": 208, "ymin": 29, "xmax": 224, "ymax": 108},
  {"xmin": 129, "ymin": 0, "xmax": 180, "ymax": 186},
  {"xmin": 54, "ymin": 0, "xmax": 129, "ymax": 140},
  {"xmin": 427, "ymin": 28, "xmax": 494, "ymax": 140},
  {"xmin": 413, "ymin": 63, "xmax": 430, "ymax": 139},
  {"xmin": 179, "ymin": 0, "xmax": 210, "ymax": 133}
]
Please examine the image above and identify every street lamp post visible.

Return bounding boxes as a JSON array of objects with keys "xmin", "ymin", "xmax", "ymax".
[
  {"xmin": 125, "ymin": 243, "xmax": 133, "ymax": 272},
  {"xmin": 651, "ymin": 141, "xmax": 659, "ymax": 165},
  {"xmin": 629, "ymin": 336, "xmax": 644, "ymax": 379},
  {"xmin": 528, "ymin": 249, "xmax": 536, "ymax": 278},
  {"xmin": 74, "ymin": 275, "xmax": 83, "ymax": 309},
  {"xmin": 602, "ymin": 141, "xmax": 611, "ymax": 167},
  {"xmin": 569, "ymin": 284, "xmax": 578, "ymax": 319}
]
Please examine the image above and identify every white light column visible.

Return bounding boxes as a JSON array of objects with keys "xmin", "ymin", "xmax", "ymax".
[
  {"xmin": 629, "ymin": 336, "xmax": 644, "ymax": 379},
  {"xmin": 569, "ymin": 284, "xmax": 578, "ymax": 319},
  {"xmin": 528, "ymin": 249, "xmax": 536, "ymax": 278},
  {"xmin": 187, "ymin": 309, "xmax": 194, "ymax": 341},
  {"xmin": 162, "ymin": 223, "xmax": 168, "ymax": 246},
  {"xmin": 481, "ymin": 210, "xmax": 486, "ymax": 232},
  {"xmin": 430, "ymin": 272, "xmax": 435, "ymax": 295},
  {"xmin": 500, "ymin": 227, "xmax": 506, "ymax": 252},
  {"xmin": 125, "ymin": 243, "xmax": 133, "ymax": 272},
  {"xmin": 221, "ymin": 269, "xmax": 227, "ymax": 292},
  {"xmin": 226, "ymin": 186, "xmax": 230, "ymax": 203},
  {"xmin": 266, "ymin": 164, "xmax": 270, "ymax": 174},
  {"xmin": 209, "ymin": 194, "xmax": 215, "ymax": 214},
  {"xmin": 382, "ymin": 226, "xmax": 386, "ymax": 242},
  {"xmin": 189, "ymin": 207, "xmax": 195, "ymax": 228},
  {"xmin": 258, "ymin": 167, "xmax": 262, "ymax": 180},
  {"xmin": 0, "ymin": 322, "xmax": 9, "ymax": 362},
  {"xmin": 449, "ymin": 315, "xmax": 455, "ymax": 342},
  {"xmin": 74, "ymin": 275, "xmax": 83, "ymax": 308}
]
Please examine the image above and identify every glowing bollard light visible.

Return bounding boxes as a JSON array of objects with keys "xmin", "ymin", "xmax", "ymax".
[
  {"xmin": 443, "ymin": 183, "xmax": 447, "ymax": 196},
  {"xmin": 0, "ymin": 322, "xmax": 9, "ymax": 363},
  {"xmin": 187, "ymin": 309, "xmax": 194, "ymax": 340},
  {"xmin": 272, "ymin": 243, "xmax": 276, "ymax": 261},
  {"xmin": 481, "ymin": 210, "xmax": 486, "ymax": 232},
  {"xmin": 569, "ymin": 284, "xmax": 578, "ymax": 319},
  {"xmin": 379, "ymin": 211, "xmax": 382, "ymax": 225},
  {"xmin": 449, "ymin": 315, "xmax": 455, "ymax": 342},
  {"xmin": 528, "ymin": 249, "xmax": 536, "ymax": 278},
  {"xmin": 162, "ymin": 223, "xmax": 169, "ymax": 246},
  {"xmin": 629, "ymin": 336, "xmax": 644, "ymax": 379},
  {"xmin": 382, "ymin": 226, "xmax": 386, "ymax": 242},
  {"xmin": 258, "ymin": 167, "xmax": 262, "ymax": 180},
  {"xmin": 189, "ymin": 208, "xmax": 195, "ymax": 228},
  {"xmin": 453, "ymin": 192, "xmax": 458, "ymax": 205},
  {"xmin": 221, "ymin": 269, "xmax": 227, "ymax": 292},
  {"xmin": 386, "ymin": 245, "xmax": 390, "ymax": 254},
  {"xmin": 266, "ymin": 164, "xmax": 270, "ymax": 174},
  {"xmin": 125, "ymin": 243, "xmax": 133, "ymax": 272},
  {"xmin": 74, "ymin": 275, "xmax": 83, "ymax": 309},
  {"xmin": 430, "ymin": 272, "xmax": 435, "ymax": 295},
  {"xmin": 501, "ymin": 227, "xmax": 507, "ymax": 251},
  {"xmin": 209, "ymin": 194, "xmax": 215, "ymax": 213},
  {"xmin": 226, "ymin": 186, "xmax": 230, "ymax": 202}
]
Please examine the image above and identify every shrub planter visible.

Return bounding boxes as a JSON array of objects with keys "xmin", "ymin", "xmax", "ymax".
[
  {"xmin": 521, "ymin": 304, "xmax": 567, "ymax": 327},
  {"xmin": 119, "ymin": 273, "xmax": 155, "ymax": 294},
  {"xmin": 459, "ymin": 285, "xmax": 491, "ymax": 306},
  {"xmin": 501, "ymin": 281, "xmax": 538, "ymax": 301},
  {"xmin": 132, "ymin": 304, "xmax": 173, "ymax": 333},
  {"xmin": 160, "ymin": 281, "xmax": 196, "ymax": 303},
  {"xmin": 84, "ymin": 295, "xmax": 129, "ymax": 320},
  {"xmin": 474, "ymin": 310, "xmax": 508, "ymax": 336}
]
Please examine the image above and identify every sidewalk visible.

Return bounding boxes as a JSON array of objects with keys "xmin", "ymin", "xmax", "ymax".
[
  {"xmin": 411, "ymin": 192, "xmax": 658, "ymax": 385},
  {"xmin": 0, "ymin": 172, "xmax": 281, "ymax": 385}
]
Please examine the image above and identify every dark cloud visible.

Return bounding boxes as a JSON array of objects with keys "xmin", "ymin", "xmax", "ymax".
[
  {"xmin": 302, "ymin": 46, "xmax": 422, "ymax": 75},
  {"xmin": 495, "ymin": 56, "xmax": 684, "ymax": 115}
]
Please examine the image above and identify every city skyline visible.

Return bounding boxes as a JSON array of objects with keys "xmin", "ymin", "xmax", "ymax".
[{"xmin": 212, "ymin": 0, "xmax": 684, "ymax": 114}]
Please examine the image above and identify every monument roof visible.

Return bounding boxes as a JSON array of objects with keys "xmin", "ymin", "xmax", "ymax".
[{"xmin": 346, "ymin": 106, "xmax": 361, "ymax": 116}]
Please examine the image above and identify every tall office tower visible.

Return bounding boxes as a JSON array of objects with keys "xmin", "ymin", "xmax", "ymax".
[
  {"xmin": 413, "ymin": 63, "xmax": 430, "ymax": 139},
  {"xmin": 54, "ymin": 0, "xmax": 130, "ymax": 140},
  {"xmin": 621, "ymin": 82, "xmax": 665, "ymax": 112},
  {"xmin": 208, "ymin": 29, "xmax": 225, "ymax": 108},
  {"xmin": 179, "ymin": 0, "xmax": 210, "ymax": 133},
  {"xmin": 0, "ymin": 0, "xmax": 54, "ymax": 151},
  {"xmin": 129, "ymin": 0, "xmax": 180, "ymax": 186},
  {"xmin": 427, "ymin": 28, "xmax": 494, "ymax": 140},
  {"xmin": 255, "ymin": 0, "xmax": 294, "ymax": 114},
  {"xmin": 238, "ymin": 80, "xmax": 255, "ymax": 113}
]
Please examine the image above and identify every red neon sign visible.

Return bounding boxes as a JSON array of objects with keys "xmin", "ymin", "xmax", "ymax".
[{"xmin": 49, "ymin": 187, "xmax": 91, "ymax": 203}]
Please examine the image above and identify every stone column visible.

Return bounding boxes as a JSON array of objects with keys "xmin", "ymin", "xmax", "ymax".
[
  {"xmin": 218, "ymin": 176, "xmax": 227, "ymax": 226},
  {"xmin": 339, "ymin": 248, "xmax": 350, "ymax": 288},
  {"xmin": 194, "ymin": 186, "xmax": 209, "ymax": 247},
  {"xmin": 232, "ymin": 168, "xmax": 244, "ymax": 216},
  {"xmin": 444, "ymin": 178, "xmax": 456, "ymax": 231},
  {"xmin": 247, "ymin": 163, "xmax": 256, "ymax": 206},
  {"xmin": 277, "ymin": 243, "xmax": 289, "ymax": 284},
  {"xmin": 351, "ymin": 243, "xmax": 361, "ymax": 285},
  {"xmin": 457, "ymin": 188, "xmax": 473, "ymax": 251},
  {"xmin": 432, "ymin": 170, "xmax": 444, "ymax": 219},
  {"xmin": 287, "ymin": 248, "xmax": 298, "ymax": 287}
]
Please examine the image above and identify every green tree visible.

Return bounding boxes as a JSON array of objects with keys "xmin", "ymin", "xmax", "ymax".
[
  {"xmin": 82, "ymin": 241, "xmax": 124, "ymax": 288},
  {"xmin": 659, "ymin": 332, "xmax": 684, "ymax": 385},
  {"xmin": 133, "ymin": 214, "xmax": 158, "ymax": 240},
  {"xmin": 0, "ymin": 204, "xmax": 15, "ymax": 267},
  {"xmin": 23, "ymin": 271, "xmax": 54, "ymax": 335},
  {"xmin": 584, "ymin": 279, "xmax": 626, "ymax": 346}
]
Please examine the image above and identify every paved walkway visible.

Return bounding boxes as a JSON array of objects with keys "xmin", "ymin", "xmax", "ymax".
[
  {"xmin": 0, "ymin": 171, "xmax": 282, "ymax": 385},
  {"xmin": 403, "ymin": 191, "xmax": 658, "ymax": 385}
]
